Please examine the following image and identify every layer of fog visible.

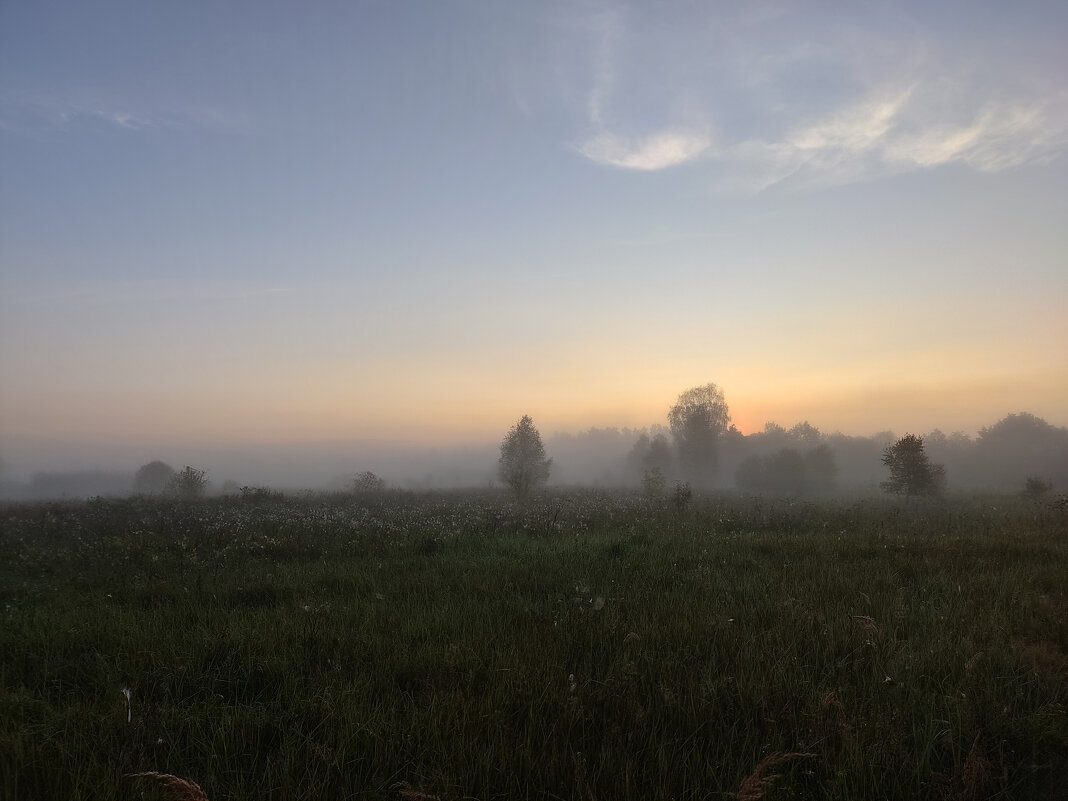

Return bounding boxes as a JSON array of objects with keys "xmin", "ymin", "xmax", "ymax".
[{"xmin": 2, "ymin": 411, "xmax": 1066, "ymax": 501}]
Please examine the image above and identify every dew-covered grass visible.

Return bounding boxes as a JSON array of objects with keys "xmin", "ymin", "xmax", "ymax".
[{"xmin": 1, "ymin": 490, "xmax": 1065, "ymax": 800}]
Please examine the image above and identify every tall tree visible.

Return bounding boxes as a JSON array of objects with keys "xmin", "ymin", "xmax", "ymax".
[
  {"xmin": 133, "ymin": 461, "xmax": 175, "ymax": 494},
  {"xmin": 667, "ymin": 383, "xmax": 731, "ymax": 488},
  {"xmin": 881, "ymin": 434, "xmax": 945, "ymax": 497},
  {"xmin": 498, "ymin": 415, "xmax": 552, "ymax": 501}
]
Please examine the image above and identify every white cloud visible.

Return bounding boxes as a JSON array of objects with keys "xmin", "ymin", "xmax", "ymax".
[{"xmin": 579, "ymin": 131, "xmax": 711, "ymax": 170}]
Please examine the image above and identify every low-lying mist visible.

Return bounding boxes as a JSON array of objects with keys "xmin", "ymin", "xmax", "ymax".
[{"xmin": 2, "ymin": 410, "xmax": 1066, "ymax": 502}]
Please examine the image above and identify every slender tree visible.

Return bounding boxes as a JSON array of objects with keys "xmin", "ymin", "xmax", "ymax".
[{"xmin": 498, "ymin": 415, "xmax": 552, "ymax": 501}]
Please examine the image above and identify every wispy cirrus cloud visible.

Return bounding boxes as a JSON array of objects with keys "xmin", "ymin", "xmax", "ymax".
[
  {"xmin": 730, "ymin": 86, "xmax": 1068, "ymax": 191},
  {"xmin": 562, "ymin": 4, "xmax": 713, "ymax": 172},
  {"xmin": 884, "ymin": 103, "xmax": 1063, "ymax": 172},
  {"xmin": 558, "ymin": 2, "xmax": 1067, "ymax": 185},
  {"xmin": 579, "ymin": 130, "xmax": 711, "ymax": 170},
  {"xmin": 0, "ymin": 93, "xmax": 249, "ymax": 136}
]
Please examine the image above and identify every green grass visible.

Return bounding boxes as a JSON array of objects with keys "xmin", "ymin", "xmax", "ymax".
[{"xmin": 1, "ymin": 490, "xmax": 1065, "ymax": 800}]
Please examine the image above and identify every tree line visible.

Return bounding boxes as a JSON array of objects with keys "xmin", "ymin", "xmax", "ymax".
[
  {"xmin": 497, "ymin": 384, "xmax": 1068, "ymax": 501},
  {"xmin": 7, "ymin": 384, "xmax": 1066, "ymax": 500}
]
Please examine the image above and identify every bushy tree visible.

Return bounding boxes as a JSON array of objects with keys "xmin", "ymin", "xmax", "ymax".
[
  {"xmin": 352, "ymin": 471, "xmax": 386, "ymax": 493},
  {"xmin": 881, "ymin": 435, "xmax": 945, "ymax": 497},
  {"xmin": 498, "ymin": 415, "xmax": 552, "ymax": 501},
  {"xmin": 668, "ymin": 383, "xmax": 731, "ymax": 488},
  {"xmin": 133, "ymin": 460, "xmax": 175, "ymax": 494},
  {"xmin": 169, "ymin": 466, "xmax": 207, "ymax": 499}
]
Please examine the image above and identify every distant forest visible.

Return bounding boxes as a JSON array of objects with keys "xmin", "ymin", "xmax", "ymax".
[
  {"xmin": 6, "ymin": 411, "xmax": 1066, "ymax": 501},
  {"xmin": 549, "ymin": 411, "xmax": 1068, "ymax": 494}
]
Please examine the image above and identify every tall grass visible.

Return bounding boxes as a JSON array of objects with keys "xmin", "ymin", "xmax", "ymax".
[{"xmin": 1, "ymin": 490, "xmax": 1064, "ymax": 800}]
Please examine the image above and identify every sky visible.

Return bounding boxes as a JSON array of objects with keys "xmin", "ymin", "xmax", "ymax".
[{"xmin": 1, "ymin": 0, "xmax": 1066, "ymax": 477}]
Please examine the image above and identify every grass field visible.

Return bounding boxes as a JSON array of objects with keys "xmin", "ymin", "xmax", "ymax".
[{"xmin": 1, "ymin": 490, "xmax": 1065, "ymax": 800}]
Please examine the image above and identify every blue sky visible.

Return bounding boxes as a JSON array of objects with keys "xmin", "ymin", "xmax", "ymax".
[{"xmin": 1, "ymin": 0, "xmax": 1066, "ymax": 473}]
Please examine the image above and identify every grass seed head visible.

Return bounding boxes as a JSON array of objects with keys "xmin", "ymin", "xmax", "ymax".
[
  {"xmin": 736, "ymin": 752, "xmax": 816, "ymax": 801},
  {"xmin": 851, "ymin": 614, "xmax": 880, "ymax": 640},
  {"xmin": 392, "ymin": 781, "xmax": 441, "ymax": 801},
  {"xmin": 127, "ymin": 772, "xmax": 209, "ymax": 801},
  {"xmin": 818, "ymin": 691, "xmax": 849, "ymax": 747},
  {"xmin": 961, "ymin": 734, "xmax": 992, "ymax": 799}
]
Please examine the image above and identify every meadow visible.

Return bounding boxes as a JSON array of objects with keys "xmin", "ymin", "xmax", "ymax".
[{"xmin": 1, "ymin": 489, "xmax": 1065, "ymax": 800}]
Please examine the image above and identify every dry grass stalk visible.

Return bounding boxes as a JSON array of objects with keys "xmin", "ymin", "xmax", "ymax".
[
  {"xmin": 818, "ymin": 691, "xmax": 849, "ymax": 747},
  {"xmin": 850, "ymin": 614, "xmax": 880, "ymax": 640},
  {"xmin": 961, "ymin": 733, "xmax": 991, "ymax": 800},
  {"xmin": 126, "ymin": 772, "xmax": 209, "ymax": 801},
  {"xmin": 736, "ymin": 752, "xmax": 816, "ymax": 801},
  {"xmin": 392, "ymin": 781, "xmax": 441, "ymax": 801}
]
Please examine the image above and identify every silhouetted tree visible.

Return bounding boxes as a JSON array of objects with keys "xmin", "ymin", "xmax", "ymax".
[
  {"xmin": 169, "ymin": 466, "xmax": 207, "ymax": 499},
  {"xmin": 133, "ymin": 460, "xmax": 175, "ymax": 494},
  {"xmin": 668, "ymin": 383, "xmax": 731, "ymax": 488},
  {"xmin": 881, "ymin": 435, "xmax": 945, "ymax": 497},
  {"xmin": 498, "ymin": 415, "xmax": 552, "ymax": 501}
]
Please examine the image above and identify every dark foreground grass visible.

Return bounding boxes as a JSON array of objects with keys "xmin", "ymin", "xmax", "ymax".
[{"xmin": 1, "ymin": 490, "xmax": 1065, "ymax": 800}]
